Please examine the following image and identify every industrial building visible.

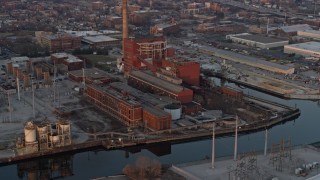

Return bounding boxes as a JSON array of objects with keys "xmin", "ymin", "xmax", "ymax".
[
  {"xmin": 122, "ymin": 37, "xmax": 200, "ymax": 86},
  {"xmin": 297, "ymin": 30, "xmax": 320, "ymax": 41},
  {"xmin": 162, "ymin": 58, "xmax": 200, "ymax": 86},
  {"xmin": 123, "ymin": 36, "xmax": 168, "ymax": 72},
  {"xmin": 142, "ymin": 105, "xmax": 171, "ymax": 130},
  {"xmin": 128, "ymin": 70, "xmax": 193, "ymax": 103},
  {"xmin": 35, "ymin": 31, "xmax": 81, "ymax": 52},
  {"xmin": 150, "ymin": 23, "xmax": 180, "ymax": 36},
  {"xmin": 200, "ymin": 46, "xmax": 295, "ymax": 74},
  {"xmin": 16, "ymin": 121, "xmax": 72, "ymax": 155},
  {"xmin": 284, "ymin": 42, "xmax": 320, "ymax": 58},
  {"xmin": 226, "ymin": 33, "xmax": 289, "ymax": 49},
  {"xmin": 110, "ymin": 82, "xmax": 176, "ymax": 130},
  {"xmin": 82, "ymin": 35, "xmax": 120, "ymax": 48},
  {"xmin": 85, "ymin": 84, "xmax": 143, "ymax": 126},
  {"xmin": 68, "ymin": 68, "xmax": 112, "ymax": 85},
  {"xmin": 51, "ymin": 53, "xmax": 83, "ymax": 71},
  {"xmin": 270, "ymin": 24, "xmax": 313, "ymax": 36},
  {"xmin": 85, "ymin": 82, "xmax": 175, "ymax": 130}
]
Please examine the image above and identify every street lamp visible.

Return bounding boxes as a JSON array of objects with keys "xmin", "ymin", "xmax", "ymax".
[{"xmin": 212, "ymin": 122, "xmax": 215, "ymax": 169}]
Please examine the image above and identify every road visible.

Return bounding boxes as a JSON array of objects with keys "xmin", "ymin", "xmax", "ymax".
[{"xmin": 211, "ymin": 0, "xmax": 312, "ymax": 19}]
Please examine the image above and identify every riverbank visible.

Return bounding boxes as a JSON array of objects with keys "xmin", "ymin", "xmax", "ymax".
[{"xmin": 0, "ymin": 104, "xmax": 300, "ymax": 165}]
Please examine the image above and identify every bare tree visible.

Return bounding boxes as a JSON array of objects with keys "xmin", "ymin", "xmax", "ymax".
[{"xmin": 123, "ymin": 156, "xmax": 162, "ymax": 179}]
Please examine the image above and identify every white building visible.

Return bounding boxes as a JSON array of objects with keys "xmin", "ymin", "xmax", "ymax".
[
  {"xmin": 297, "ymin": 30, "xmax": 320, "ymax": 40},
  {"xmin": 226, "ymin": 33, "xmax": 289, "ymax": 49},
  {"xmin": 284, "ymin": 42, "xmax": 320, "ymax": 58}
]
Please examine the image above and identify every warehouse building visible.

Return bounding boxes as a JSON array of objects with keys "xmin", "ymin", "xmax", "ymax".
[
  {"xmin": 226, "ymin": 33, "xmax": 289, "ymax": 49},
  {"xmin": 128, "ymin": 70, "xmax": 193, "ymax": 103},
  {"xmin": 85, "ymin": 81, "xmax": 173, "ymax": 130},
  {"xmin": 35, "ymin": 31, "xmax": 81, "ymax": 52},
  {"xmin": 85, "ymin": 84, "xmax": 143, "ymax": 126},
  {"xmin": 51, "ymin": 53, "xmax": 83, "ymax": 71},
  {"xmin": 82, "ymin": 35, "xmax": 120, "ymax": 48},
  {"xmin": 284, "ymin": 42, "xmax": 320, "ymax": 58},
  {"xmin": 297, "ymin": 30, "xmax": 320, "ymax": 41},
  {"xmin": 68, "ymin": 68, "xmax": 112, "ymax": 85},
  {"xmin": 150, "ymin": 23, "xmax": 180, "ymax": 36},
  {"xmin": 200, "ymin": 46, "xmax": 294, "ymax": 74}
]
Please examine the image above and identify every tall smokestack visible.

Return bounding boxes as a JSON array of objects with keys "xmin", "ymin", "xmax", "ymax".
[{"xmin": 122, "ymin": 0, "xmax": 128, "ymax": 54}]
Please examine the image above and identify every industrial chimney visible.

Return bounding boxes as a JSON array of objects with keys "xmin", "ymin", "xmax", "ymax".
[{"xmin": 122, "ymin": 0, "xmax": 128, "ymax": 54}]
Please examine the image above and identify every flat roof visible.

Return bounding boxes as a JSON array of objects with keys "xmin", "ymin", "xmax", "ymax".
[
  {"xmin": 280, "ymin": 24, "xmax": 312, "ymax": 33},
  {"xmin": 142, "ymin": 105, "xmax": 169, "ymax": 117},
  {"xmin": 298, "ymin": 30, "xmax": 320, "ymax": 35},
  {"xmin": 89, "ymin": 84, "xmax": 140, "ymax": 106},
  {"xmin": 200, "ymin": 46, "xmax": 293, "ymax": 71},
  {"xmin": 82, "ymin": 35, "xmax": 118, "ymax": 43},
  {"xmin": 11, "ymin": 56, "xmax": 29, "ymax": 62},
  {"xmin": 51, "ymin": 53, "xmax": 82, "ymax": 63},
  {"xmin": 51, "ymin": 52, "xmax": 68, "ymax": 58},
  {"xmin": 69, "ymin": 68, "xmax": 110, "ymax": 79},
  {"xmin": 231, "ymin": 34, "xmax": 288, "ymax": 44},
  {"xmin": 129, "ymin": 71, "xmax": 189, "ymax": 93},
  {"xmin": 110, "ymin": 82, "xmax": 178, "ymax": 106},
  {"xmin": 65, "ymin": 30, "xmax": 102, "ymax": 37},
  {"xmin": 285, "ymin": 42, "xmax": 320, "ymax": 52}
]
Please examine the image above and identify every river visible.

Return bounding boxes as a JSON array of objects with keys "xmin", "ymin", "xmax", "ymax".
[{"xmin": 1, "ymin": 79, "xmax": 319, "ymax": 180}]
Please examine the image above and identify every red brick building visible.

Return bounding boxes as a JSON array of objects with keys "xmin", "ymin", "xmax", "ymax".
[
  {"xmin": 68, "ymin": 68, "xmax": 112, "ymax": 85},
  {"xmin": 51, "ymin": 53, "xmax": 83, "ymax": 71},
  {"xmin": 143, "ymin": 106, "xmax": 171, "ymax": 130},
  {"xmin": 123, "ymin": 37, "xmax": 167, "ymax": 72},
  {"xmin": 85, "ymin": 84, "xmax": 143, "ymax": 126},
  {"xmin": 162, "ymin": 59, "xmax": 200, "ymax": 86},
  {"xmin": 35, "ymin": 31, "xmax": 81, "ymax": 52}
]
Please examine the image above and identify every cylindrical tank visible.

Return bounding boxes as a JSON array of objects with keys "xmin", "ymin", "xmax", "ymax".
[
  {"xmin": 24, "ymin": 122, "xmax": 37, "ymax": 143},
  {"xmin": 164, "ymin": 104, "xmax": 182, "ymax": 120},
  {"xmin": 49, "ymin": 134, "xmax": 60, "ymax": 144},
  {"xmin": 59, "ymin": 121, "xmax": 70, "ymax": 134}
]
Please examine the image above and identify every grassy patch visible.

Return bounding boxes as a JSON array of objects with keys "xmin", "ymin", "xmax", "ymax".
[
  {"xmin": 80, "ymin": 55, "xmax": 116, "ymax": 64},
  {"xmin": 0, "ymin": 33, "xmax": 14, "ymax": 38}
]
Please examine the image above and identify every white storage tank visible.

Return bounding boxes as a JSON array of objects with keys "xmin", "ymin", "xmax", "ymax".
[
  {"xmin": 164, "ymin": 104, "xmax": 182, "ymax": 120},
  {"xmin": 24, "ymin": 121, "xmax": 37, "ymax": 143}
]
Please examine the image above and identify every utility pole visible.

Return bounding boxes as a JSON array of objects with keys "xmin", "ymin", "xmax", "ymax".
[
  {"xmin": 234, "ymin": 116, "xmax": 238, "ymax": 161},
  {"xmin": 212, "ymin": 122, "xmax": 215, "ymax": 169},
  {"xmin": 314, "ymin": 0, "xmax": 317, "ymax": 18},
  {"xmin": 7, "ymin": 92, "xmax": 12, "ymax": 123},
  {"xmin": 53, "ymin": 61, "xmax": 56, "ymax": 106},
  {"xmin": 267, "ymin": 18, "xmax": 269, "ymax": 35},
  {"xmin": 264, "ymin": 128, "xmax": 268, "ymax": 156},
  {"xmin": 16, "ymin": 77, "xmax": 20, "ymax": 101},
  {"xmin": 32, "ymin": 80, "xmax": 35, "ymax": 118},
  {"xmin": 82, "ymin": 68, "xmax": 86, "ymax": 88}
]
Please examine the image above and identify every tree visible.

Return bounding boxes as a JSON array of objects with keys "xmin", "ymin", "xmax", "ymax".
[{"xmin": 123, "ymin": 156, "xmax": 162, "ymax": 179}]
